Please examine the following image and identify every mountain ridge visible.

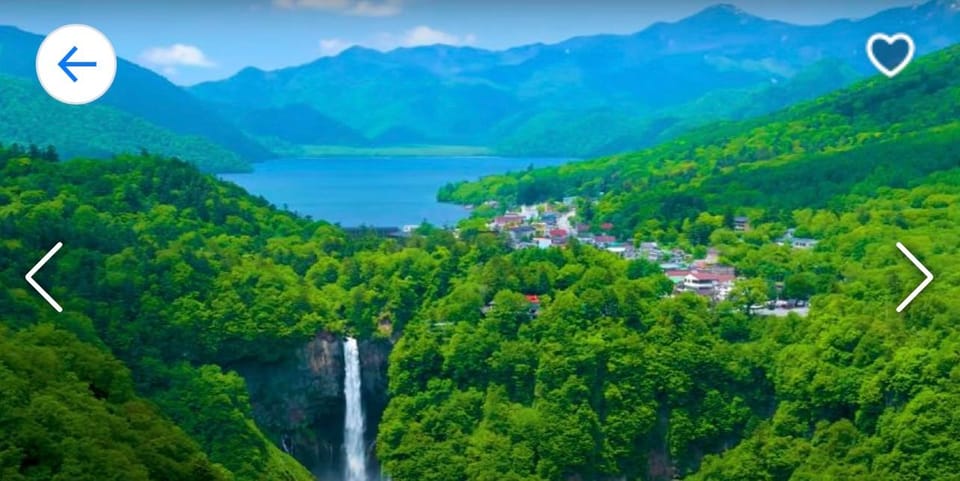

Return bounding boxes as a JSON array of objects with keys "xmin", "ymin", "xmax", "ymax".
[
  {"xmin": 189, "ymin": 0, "xmax": 960, "ymax": 157},
  {"xmin": 0, "ymin": 25, "xmax": 271, "ymax": 171}
]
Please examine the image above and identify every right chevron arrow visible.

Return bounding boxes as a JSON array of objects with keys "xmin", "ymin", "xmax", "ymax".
[{"xmin": 896, "ymin": 242, "xmax": 934, "ymax": 313}]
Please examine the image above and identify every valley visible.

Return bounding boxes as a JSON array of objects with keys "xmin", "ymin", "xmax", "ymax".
[
  {"xmin": 2, "ymin": 1, "xmax": 959, "ymax": 174},
  {"xmin": 2, "ymin": 2, "xmax": 960, "ymax": 481}
]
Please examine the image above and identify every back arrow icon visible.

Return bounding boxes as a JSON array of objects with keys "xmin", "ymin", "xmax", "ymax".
[
  {"xmin": 58, "ymin": 46, "xmax": 98, "ymax": 82},
  {"xmin": 896, "ymin": 242, "xmax": 934, "ymax": 312},
  {"xmin": 25, "ymin": 242, "xmax": 63, "ymax": 313}
]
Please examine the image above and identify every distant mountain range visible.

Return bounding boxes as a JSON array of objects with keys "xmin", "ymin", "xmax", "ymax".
[
  {"xmin": 1, "ymin": 1, "xmax": 959, "ymax": 171},
  {"xmin": 191, "ymin": 0, "xmax": 960, "ymax": 158}
]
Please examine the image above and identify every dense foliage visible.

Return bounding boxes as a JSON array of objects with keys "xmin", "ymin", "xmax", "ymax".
[
  {"xmin": 0, "ymin": 146, "xmax": 510, "ymax": 480},
  {"xmin": 0, "ymin": 149, "xmax": 325, "ymax": 479},
  {"xmin": 384, "ymin": 165, "xmax": 960, "ymax": 479},
  {"xmin": 0, "ymin": 324, "xmax": 231, "ymax": 481},
  {"xmin": 380, "ymin": 41, "xmax": 960, "ymax": 481}
]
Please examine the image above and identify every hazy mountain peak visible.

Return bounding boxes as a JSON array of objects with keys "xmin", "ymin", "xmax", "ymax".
[
  {"xmin": 704, "ymin": 3, "xmax": 748, "ymax": 15},
  {"xmin": 937, "ymin": 0, "xmax": 960, "ymax": 11},
  {"xmin": 929, "ymin": 0, "xmax": 960, "ymax": 8},
  {"xmin": 913, "ymin": 0, "xmax": 960, "ymax": 14},
  {"xmin": 685, "ymin": 3, "xmax": 764, "ymax": 24}
]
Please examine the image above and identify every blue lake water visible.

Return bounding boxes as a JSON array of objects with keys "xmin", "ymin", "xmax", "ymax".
[{"xmin": 220, "ymin": 157, "xmax": 570, "ymax": 227}]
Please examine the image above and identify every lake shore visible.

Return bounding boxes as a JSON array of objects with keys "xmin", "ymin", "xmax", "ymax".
[{"xmin": 220, "ymin": 156, "xmax": 571, "ymax": 227}]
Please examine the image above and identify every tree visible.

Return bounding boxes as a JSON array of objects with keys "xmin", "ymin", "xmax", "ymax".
[{"xmin": 728, "ymin": 278, "xmax": 769, "ymax": 315}]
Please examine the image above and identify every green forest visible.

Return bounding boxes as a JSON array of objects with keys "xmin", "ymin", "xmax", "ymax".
[{"xmin": 3, "ymin": 37, "xmax": 960, "ymax": 481}]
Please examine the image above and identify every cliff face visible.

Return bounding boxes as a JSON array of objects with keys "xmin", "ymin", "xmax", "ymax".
[
  {"xmin": 231, "ymin": 332, "xmax": 392, "ymax": 479},
  {"xmin": 359, "ymin": 337, "xmax": 391, "ymax": 457}
]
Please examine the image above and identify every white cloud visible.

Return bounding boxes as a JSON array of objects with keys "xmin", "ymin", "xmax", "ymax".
[
  {"xmin": 318, "ymin": 25, "xmax": 477, "ymax": 56},
  {"xmin": 350, "ymin": 0, "xmax": 402, "ymax": 16},
  {"xmin": 318, "ymin": 38, "xmax": 357, "ymax": 57},
  {"xmin": 273, "ymin": 0, "xmax": 402, "ymax": 17},
  {"xmin": 139, "ymin": 44, "xmax": 216, "ymax": 70},
  {"xmin": 398, "ymin": 25, "xmax": 477, "ymax": 47},
  {"xmin": 274, "ymin": 0, "xmax": 349, "ymax": 9}
]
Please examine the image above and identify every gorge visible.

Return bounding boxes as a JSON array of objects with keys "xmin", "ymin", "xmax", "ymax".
[{"xmin": 232, "ymin": 332, "xmax": 391, "ymax": 480}]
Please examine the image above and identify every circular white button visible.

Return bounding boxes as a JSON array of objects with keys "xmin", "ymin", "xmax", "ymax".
[{"xmin": 36, "ymin": 24, "xmax": 117, "ymax": 105}]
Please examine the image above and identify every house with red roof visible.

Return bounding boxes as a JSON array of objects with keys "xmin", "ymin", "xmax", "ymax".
[
  {"xmin": 594, "ymin": 235, "xmax": 617, "ymax": 246},
  {"xmin": 681, "ymin": 270, "xmax": 737, "ymax": 300}
]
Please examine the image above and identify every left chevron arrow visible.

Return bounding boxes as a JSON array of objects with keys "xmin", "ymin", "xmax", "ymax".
[{"xmin": 25, "ymin": 242, "xmax": 63, "ymax": 313}]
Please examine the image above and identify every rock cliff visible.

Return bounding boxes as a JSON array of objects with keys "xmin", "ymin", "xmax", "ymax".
[{"xmin": 231, "ymin": 332, "xmax": 391, "ymax": 479}]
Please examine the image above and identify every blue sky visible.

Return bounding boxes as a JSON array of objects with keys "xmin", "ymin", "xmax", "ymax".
[{"xmin": 1, "ymin": 0, "xmax": 924, "ymax": 85}]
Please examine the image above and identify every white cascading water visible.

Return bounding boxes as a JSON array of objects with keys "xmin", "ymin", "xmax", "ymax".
[{"xmin": 343, "ymin": 337, "xmax": 369, "ymax": 481}]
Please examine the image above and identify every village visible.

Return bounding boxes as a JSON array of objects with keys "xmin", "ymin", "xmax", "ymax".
[{"xmin": 484, "ymin": 199, "xmax": 817, "ymax": 315}]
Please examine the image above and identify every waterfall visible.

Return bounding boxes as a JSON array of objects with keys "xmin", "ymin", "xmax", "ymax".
[{"xmin": 343, "ymin": 337, "xmax": 369, "ymax": 481}]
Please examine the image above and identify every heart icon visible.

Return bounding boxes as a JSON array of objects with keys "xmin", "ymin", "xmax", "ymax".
[{"xmin": 866, "ymin": 33, "xmax": 915, "ymax": 78}]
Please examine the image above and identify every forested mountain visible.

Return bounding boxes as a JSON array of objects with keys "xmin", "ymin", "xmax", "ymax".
[
  {"xmin": 190, "ymin": 1, "xmax": 960, "ymax": 157},
  {"xmin": 4, "ymin": 4, "xmax": 960, "ymax": 480},
  {"xmin": 0, "ymin": 75, "xmax": 252, "ymax": 172},
  {"xmin": 440, "ymin": 42, "xmax": 960, "ymax": 237},
  {"xmin": 4, "ymin": 34, "xmax": 960, "ymax": 477},
  {"xmin": 4, "ymin": 2, "xmax": 958, "ymax": 165},
  {"xmin": 0, "ymin": 26, "xmax": 270, "ymax": 172}
]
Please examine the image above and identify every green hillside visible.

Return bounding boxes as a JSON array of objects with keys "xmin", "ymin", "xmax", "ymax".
[
  {"xmin": 440, "ymin": 43, "xmax": 960, "ymax": 236},
  {"xmin": 492, "ymin": 59, "xmax": 864, "ymax": 157},
  {"xmin": 0, "ymin": 324, "xmax": 233, "ymax": 481},
  {"xmin": 0, "ymin": 26, "xmax": 269, "ymax": 172},
  {"xmin": 0, "ymin": 75, "xmax": 251, "ymax": 172},
  {"xmin": 0, "ymin": 150, "xmax": 333, "ymax": 480}
]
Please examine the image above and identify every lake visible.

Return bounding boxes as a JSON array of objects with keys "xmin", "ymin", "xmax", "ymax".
[{"xmin": 220, "ymin": 157, "xmax": 570, "ymax": 227}]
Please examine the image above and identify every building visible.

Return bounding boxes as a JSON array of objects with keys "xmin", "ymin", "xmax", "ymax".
[
  {"xmin": 776, "ymin": 228, "xmax": 819, "ymax": 249},
  {"xmin": 549, "ymin": 228, "xmax": 569, "ymax": 246},
  {"xmin": 606, "ymin": 245, "xmax": 637, "ymax": 259},
  {"xmin": 577, "ymin": 234, "xmax": 596, "ymax": 245},
  {"xmin": 660, "ymin": 262, "xmax": 687, "ymax": 271},
  {"xmin": 509, "ymin": 225, "xmax": 536, "ymax": 242},
  {"xmin": 680, "ymin": 270, "xmax": 736, "ymax": 301},
  {"xmin": 791, "ymin": 238, "xmax": 818, "ymax": 249},
  {"xmin": 734, "ymin": 216, "xmax": 750, "ymax": 232},
  {"xmin": 639, "ymin": 242, "xmax": 662, "ymax": 262},
  {"xmin": 665, "ymin": 269, "xmax": 691, "ymax": 285},
  {"xmin": 493, "ymin": 213, "xmax": 525, "ymax": 229},
  {"xmin": 594, "ymin": 235, "xmax": 617, "ymax": 247}
]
